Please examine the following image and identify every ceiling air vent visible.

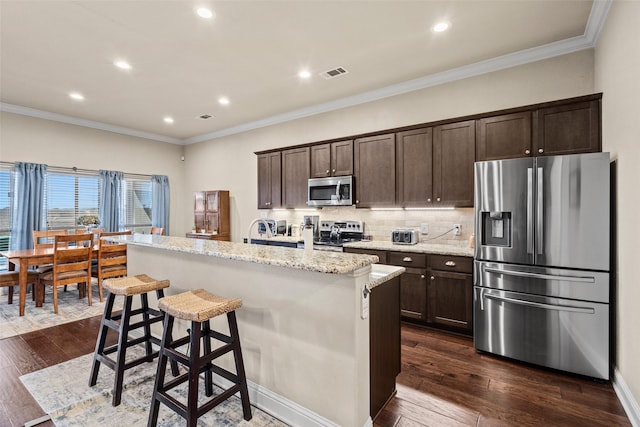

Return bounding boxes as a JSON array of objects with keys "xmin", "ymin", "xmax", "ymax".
[
  {"xmin": 199, "ymin": 114, "xmax": 212, "ymax": 119},
  {"xmin": 320, "ymin": 67, "xmax": 349, "ymax": 80}
]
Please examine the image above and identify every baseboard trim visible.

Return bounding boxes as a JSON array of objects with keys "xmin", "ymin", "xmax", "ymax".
[{"xmin": 613, "ymin": 368, "xmax": 640, "ymax": 427}]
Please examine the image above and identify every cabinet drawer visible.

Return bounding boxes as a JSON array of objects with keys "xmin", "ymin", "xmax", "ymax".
[
  {"xmin": 430, "ymin": 255, "xmax": 472, "ymax": 273},
  {"xmin": 388, "ymin": 252, "xmax": 427, "ymax": 268}
]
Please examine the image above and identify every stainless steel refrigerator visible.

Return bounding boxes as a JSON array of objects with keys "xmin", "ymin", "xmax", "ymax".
[{"xmin": 474, "ymin": 152, "xmax": 610, "ymax": 379}]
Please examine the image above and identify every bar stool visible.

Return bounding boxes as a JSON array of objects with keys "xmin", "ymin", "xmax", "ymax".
[
  {"xmin": 89, "ymin": 274, "xmax": 178, "ymax": 406},
  {"xmin": 148, "ymin": 289, "xmax": 252, "ymax": 427}
]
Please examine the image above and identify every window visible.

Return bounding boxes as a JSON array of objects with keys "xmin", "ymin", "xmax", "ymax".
[
  {"xmin": 123, "ymin": 177, "xmax": 152, "ymax": 233},
  {"xmin": 0, "ymin": 164, "xmax": 13, "ymax": 269},
  {"xmin": 45, "ymin": 169, "xmax": 100, "ymax": 230}
]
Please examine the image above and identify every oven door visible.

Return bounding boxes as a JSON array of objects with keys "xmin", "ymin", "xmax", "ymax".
[{"xmin": 474, "ymin": 287, "xmax": 609, "ymax": 379}]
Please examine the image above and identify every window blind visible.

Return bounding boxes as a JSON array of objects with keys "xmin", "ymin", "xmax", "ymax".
[
  {"xmin": 44, "ymin": 170, "xmax": 100, "ymax": 230},
  {"xmin": 123, "ymin": 178, "xmax": 152, "ymax": 232},
  {"xmin": 0, "ymin": 164, "xmax": 12, "ymax": 269}
]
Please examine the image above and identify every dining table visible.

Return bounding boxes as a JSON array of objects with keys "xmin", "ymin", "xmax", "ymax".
[{"xmin": 0, "ymin": 246, "xmax": 98, "ymax": 316}]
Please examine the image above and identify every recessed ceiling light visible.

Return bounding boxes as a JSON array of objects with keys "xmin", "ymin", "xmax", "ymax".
[
  {"xmin": 196, "ymin": 7, "xmax": 214, "ymax": 19},
  {"xmin": 298, "ymin": 70, "xmax": 312, "ymax": 79},
  {"xmin": 69, "ymin": 92, "xmax": 84, "ymax": 101},
  {"xmin": 163, "ymin": 117, "xmax": 174, "ymax": 124},
  {"xmin": 218, "ymin": 97, "xmax": 230, "ymax": 105},
  {"xmin": 432, "ymin": 22, "xmax": 450, "ymax": 33},
  {"xmin": 114, "ymin": 60, "xmax": 132, "ymax": 70}
]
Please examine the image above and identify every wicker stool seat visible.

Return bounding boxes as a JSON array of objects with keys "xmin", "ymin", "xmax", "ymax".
[
  {"xmin": 148, "ymin": 289, "xmax": 252, "ymax": 427},
  {"xmin": 89, "ymin": 274, "xmax": 178, "ymax": 406}
]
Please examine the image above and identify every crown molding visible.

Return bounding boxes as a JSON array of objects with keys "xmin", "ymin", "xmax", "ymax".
[
  {"xmin": 0, "ymin": 102, "xmax": 184, "ymax": 145},
  {"xmin": 2, "ymin": 1, "xmax": 611, "ymax": 146}
]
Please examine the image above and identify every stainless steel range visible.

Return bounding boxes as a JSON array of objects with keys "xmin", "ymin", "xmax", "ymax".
[{"xmin": 297, "ymin": 220, "xmax": 364, "ymax": 252}]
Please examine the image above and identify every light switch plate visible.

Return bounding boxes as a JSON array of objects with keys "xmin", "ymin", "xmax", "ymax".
[{"xmin": 420, "ymin": 223, "xmax": 429, "ymax": 234}]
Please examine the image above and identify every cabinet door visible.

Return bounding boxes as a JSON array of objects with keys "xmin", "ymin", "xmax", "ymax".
[
  {"xmin": 428, "ymin": 270, "xmax": 473, "ymax": 333},
  {"xmin": 396, "ymin": 128, "xmax": 433, "ymax": 207},
  {"xmin": 282, "ymin": 147, "xmax": 310, "ymax": 208},
  {"xmin": 400, "ymin": 267, "xmax": 428, "ymax": 320},
  {"xmin": 433, "ymin": 120, "xmax": 475, "ymax": 207},
  {"xmin": 476, "ymin": 112, "xmax": 532, "ymax": 161},
  {"xmin": 257, "ymin": 152, "xmax": 281, "ymax": 209},
  {"xmin": 535, "ymin": 100, "xmax": 600, "ymax": 156},
  {"xmin": 331, "ymin": 139, "xmax": 353, "ymax": 176},
  {"xmin": 194, "ymin": 191, "xmax": 205, "ymax": 213},
  {"xmin": 354, "ymin": 133, "xmax": 396, "ymax": 207},
  {"xmin": 310, "ymin": 143, "xmax": 331, "ymax": 178}
]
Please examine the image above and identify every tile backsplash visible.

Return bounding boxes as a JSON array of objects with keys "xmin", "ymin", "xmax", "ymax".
[{"xmin": 268, "ymin": 206, "xmax": 475, "ymax": 247}]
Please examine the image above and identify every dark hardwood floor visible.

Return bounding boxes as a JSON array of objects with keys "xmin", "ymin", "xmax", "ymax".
[
  {"xmin": 376, "ymin": 323, "xmax": 630, "ymax": 427},
  {"xmin": 0, "ymin": 318, "xmax": 630, "ymax": 427}
]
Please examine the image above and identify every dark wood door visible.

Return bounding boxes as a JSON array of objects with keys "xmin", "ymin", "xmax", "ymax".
[
  {"xmin": 476, "ymin": 112, "xmax": 532, "ymax": 161},
  {"xmin": 535, "ymin": 100, "xmax": 600, "ymax": 156},
  {"xmin": 310, "ymin": 143, "xmax": 331, "ymax": 178},
  {"xmin": 428, "ymin": 270, "xmax": 473, "ymax": 334},
  {"xmin": 257, "ymin": 152, "xmax": 281, "ymax": 209},
  {"xmin": 433, "ymin": 120, "xmax": 475, "ymax": 207},
  {"xmin": 399, "ymin": 267, "xmax": 427, "ymax": 320},
  {"xmin": 354, "ymin": 133, "xmax": 396, "ymax": 207},
  {"xmin": 396, "ymin": 127, "xmax": 433, "ymax": 207},
  {"xmin": 281, "ymin": 147, "xmax": 310, "ymax": 208},
  {"xmin": 331, "ymin": 139, "xmax": 353, "ymax": 176}
]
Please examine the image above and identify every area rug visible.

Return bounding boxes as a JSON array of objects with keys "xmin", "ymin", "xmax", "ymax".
[
  {"xmin": 0, "ymin": 284, "xmax": 121, "ymax": 340},
  {"xmin": 20, "ymin": 346, "xmax": 288, "ymax": 426}
]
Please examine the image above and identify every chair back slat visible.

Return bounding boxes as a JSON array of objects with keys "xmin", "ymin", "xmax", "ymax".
[{"xmin": 33, "ymin": 229, "xmax": 68, "ymax": 249}]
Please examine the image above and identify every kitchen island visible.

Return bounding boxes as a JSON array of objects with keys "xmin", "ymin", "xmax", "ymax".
[{"xmin": 108, "ymin": 234, "xmax": 404, "ymax": 427}]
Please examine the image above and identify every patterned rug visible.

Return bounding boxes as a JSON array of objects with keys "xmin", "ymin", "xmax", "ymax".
[
  {"xmin": 20, "ymin": 346, "xmax": 288, "ymax": 426},
  {"xmin": 0, "ymin": 283, "xmax": 119, "ymax": 340}
]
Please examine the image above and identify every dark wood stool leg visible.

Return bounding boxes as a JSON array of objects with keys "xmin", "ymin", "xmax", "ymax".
[
  {"xmin": 187, "ymin": 320, "xmax": 202, "ymax": 427},
  {"xmin": 228, "ymin": 311, "xmax": 252, "ymax": 421},
  {"xmin": 202, "ymin": 319, "xmax": 213, "ymax": 397},
  {"xmin": 157, "ymin": 289, "xmax": 179, "ymax": 377},
  {"xmin": 140, "ymin": 292, "xmax": 153, "ymax": 358},
  {"xmin": 89, "ymin": 293, "xmax": 116, "ymax": 387},
  {"xmin": 8, "ymin": 285, "xmax": 13, "ymax": 304},
  {"xmin": 148, "ymin": 314, "xmax": 173, "ymax": 427},
  {"xmin": 112, "ymin": 295, "xmax": 133, "ymax": 406}
]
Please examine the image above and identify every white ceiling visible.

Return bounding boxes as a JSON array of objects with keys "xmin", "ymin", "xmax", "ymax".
[{"xmin": 0, "ymin": 0, "xmax": 608, "ymax": 145}]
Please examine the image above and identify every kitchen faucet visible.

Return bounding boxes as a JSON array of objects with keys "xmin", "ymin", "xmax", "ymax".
[{"xmin": 247, "ymin": 218, "xmax": 273, "ymax": 243}]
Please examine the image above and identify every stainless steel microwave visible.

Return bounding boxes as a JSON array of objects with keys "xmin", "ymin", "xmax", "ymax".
[{"xmin": 307, "ymin": 175, "xmax": 353, "ymax": 206}]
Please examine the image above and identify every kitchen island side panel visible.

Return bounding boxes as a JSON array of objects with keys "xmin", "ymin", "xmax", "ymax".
[{"xmin": 126, "ymin": 243, "xmax": 371, "ymax": 427}]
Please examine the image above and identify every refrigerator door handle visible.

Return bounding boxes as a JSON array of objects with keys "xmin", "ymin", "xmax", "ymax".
[
  {"xmin": 483, "ymin": 266, "xmax": 596, "ymax": 283},
  {"xmin": 483, "ymin": 292, "xmax": 595, "ymax": 314},
  {"xmin": 537, "ymin": 167, "xmax": 544, "ymax": 255},
  {"xmin": 527, "ymin": 167, "xmax": 534, "ymax": 254}
]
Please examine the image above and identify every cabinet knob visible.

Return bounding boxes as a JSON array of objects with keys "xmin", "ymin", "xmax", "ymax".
[
  {"xmin": 445, "ymin": 260, "xmax": 456, "ymax": 267},
  {"xmin": 430, "ymin": 276, "xmax": 435, "ymax": 281},
  {"xmin": 326, "ymin": 169, "xmax": 330, "ymax": 174},
  {"xmin": 265, "ymin": 202, "xmax": 271, "ymax": 206},
  {"xmin": 332, "ymin": 169, "xmax": 336, "ymax": 173},
  {"xmin": 538, "ymin": 148, "xmax": 544, "ymax": 154},
  {"xmin": 421, "ymin": 275, "xmax": 425, "ymax": 279},
  {"xmin": 525, "ymin": 149, "xmax": 531, "ymax": 155},
  {"xmin": 436, "ymin": 197, "xmax": 441, "ymax": 202},
  {"xmin": 402, "ymin": 257, "xmax": 413, "ymax": 262},
  {"xmin": 427, "ymin": 198, "xmax": 431, "ymax": 202},
  {"xmin": 356, "ymin": 200, "xmax": 359, "ymax": 204}
]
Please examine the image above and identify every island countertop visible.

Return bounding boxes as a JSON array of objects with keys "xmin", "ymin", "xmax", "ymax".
[{"xmin": 111, "ymin": 233, "xmax": 379, "ymax": 275}]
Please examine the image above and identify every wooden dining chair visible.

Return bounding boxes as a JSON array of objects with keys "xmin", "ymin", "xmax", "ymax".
[
  {"xmin": 150, "ymin": 227, "xmax": 164, "ymax": 235},
  {"xmin": 37, "ymin": 233, "xmax": 93, "ymax": 314},
  {"xmin": 91, "ymin": 230, "xmax": 131, "ymax": 302},
  {"xmin": 32, "ymin": 229, "xmax": 68, "ymax": 271},
  {"xmin": 0, "ymin": 270, "xmax": 40, "ymax": 305}
]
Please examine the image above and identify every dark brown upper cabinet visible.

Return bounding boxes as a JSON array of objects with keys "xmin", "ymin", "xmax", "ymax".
[
  {"xmin": 433, "ymin": 120, "xmax": 475, "ymax": 207},
  {"xmin": 354, "ymin": 133, "xmax": 396, "ymax": 207},
  {"xmin": 257, "ymin": 152, "xmax": 281, "ymax": 209},
  {"xmin": 310, "ymin": 140, "xmax": 353, "ymax": 178},
  {"xmin": 396, "ymin": 128, "xmax": 433, "ymax": 207},
  {"xmin": 281, "ymin": 147, "xmax": 310, "ymax": 208},
  {"xmin": 476, "ymin": 112, "xmax": 532, "ymax": 161},
  {"xmin": 534, "ymin": 100, "xmax": 600, "ymax": 156}
]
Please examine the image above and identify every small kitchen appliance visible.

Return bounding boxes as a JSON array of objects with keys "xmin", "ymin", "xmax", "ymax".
[
  {"xmin": 391, "ymin": 229, "xmax": 419, "ymax": 245},
  {"xmin": 297, "ymin": 220, "xmax": 365, "ymax": 252}
]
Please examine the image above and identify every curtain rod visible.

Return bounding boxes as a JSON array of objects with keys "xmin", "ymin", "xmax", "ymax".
[{"xmin": 0, "ymin": 161, "xmax": 153, "ymax": 179}]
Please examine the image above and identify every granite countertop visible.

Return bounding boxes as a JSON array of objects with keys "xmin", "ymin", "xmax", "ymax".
[
  {"xmin": 109, "ymin": 234, "xmax": 378, "ymax": 275},
  {"xmin": 368, "ymin": 264, "xmax": 405, "ymax": 289},
  {"xmin": 344, "ymin": 240, "xmax": 474, "ymax": 257}
]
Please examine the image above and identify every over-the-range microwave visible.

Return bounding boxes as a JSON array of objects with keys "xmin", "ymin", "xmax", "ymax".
[{"xmin": 307, "ymin": 175, "xmax": 353, "ymax": 207}]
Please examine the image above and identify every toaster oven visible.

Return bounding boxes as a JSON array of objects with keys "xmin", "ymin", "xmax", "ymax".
[{"xmin": 392, "ymin": 229, "xmax": 419, "ymax": 245}]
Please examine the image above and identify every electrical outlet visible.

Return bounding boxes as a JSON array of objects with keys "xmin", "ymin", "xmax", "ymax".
[
  {"xmin": 420, "ymin": 223, "xmax": 429, "ymax": 234},
  {"xmin": 453, "ymin": 224, "xmax": 461, "ymax": 236},
  {"xmin": 260, "ymin": 211, "xmax": 268, "ymax": 219}
]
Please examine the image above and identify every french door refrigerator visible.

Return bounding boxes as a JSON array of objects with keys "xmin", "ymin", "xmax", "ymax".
[{"xmin": 474, "ymin": 152, "xmax": 610, "ymax": 379}]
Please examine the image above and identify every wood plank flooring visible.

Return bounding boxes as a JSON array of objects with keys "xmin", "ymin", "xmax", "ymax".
[
  {"xmin": 375, "ymin": 323, "xmax": 630, "ymax": 427},
  {"xmin": 0, "ymin": 318, "xmax": 630, "ymax": 427}
]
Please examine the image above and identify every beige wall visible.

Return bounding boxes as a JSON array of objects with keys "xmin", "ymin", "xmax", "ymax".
[
  {"xmin": 595, "ymin": 0, "xmax": 640, "ymax": 410},
  {"xmin": 0, "ymin": 111, "xmax": 186, "ymax": 234},
  {"xmin": 184, "ymin": 49, "xmax": 595, "ymax": 243}
]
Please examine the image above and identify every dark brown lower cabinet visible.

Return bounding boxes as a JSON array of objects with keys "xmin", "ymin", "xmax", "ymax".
[
  {"xmin": 399, "ymin": 268, "xmax": 427, "ymax": 320},
  {"xmin": 428, "ymin": 269, "xmax": 473, "ymax": 333},
  {"xmin": 370, "ymin": 276, "xmax": 400, "ymax": 419}
]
